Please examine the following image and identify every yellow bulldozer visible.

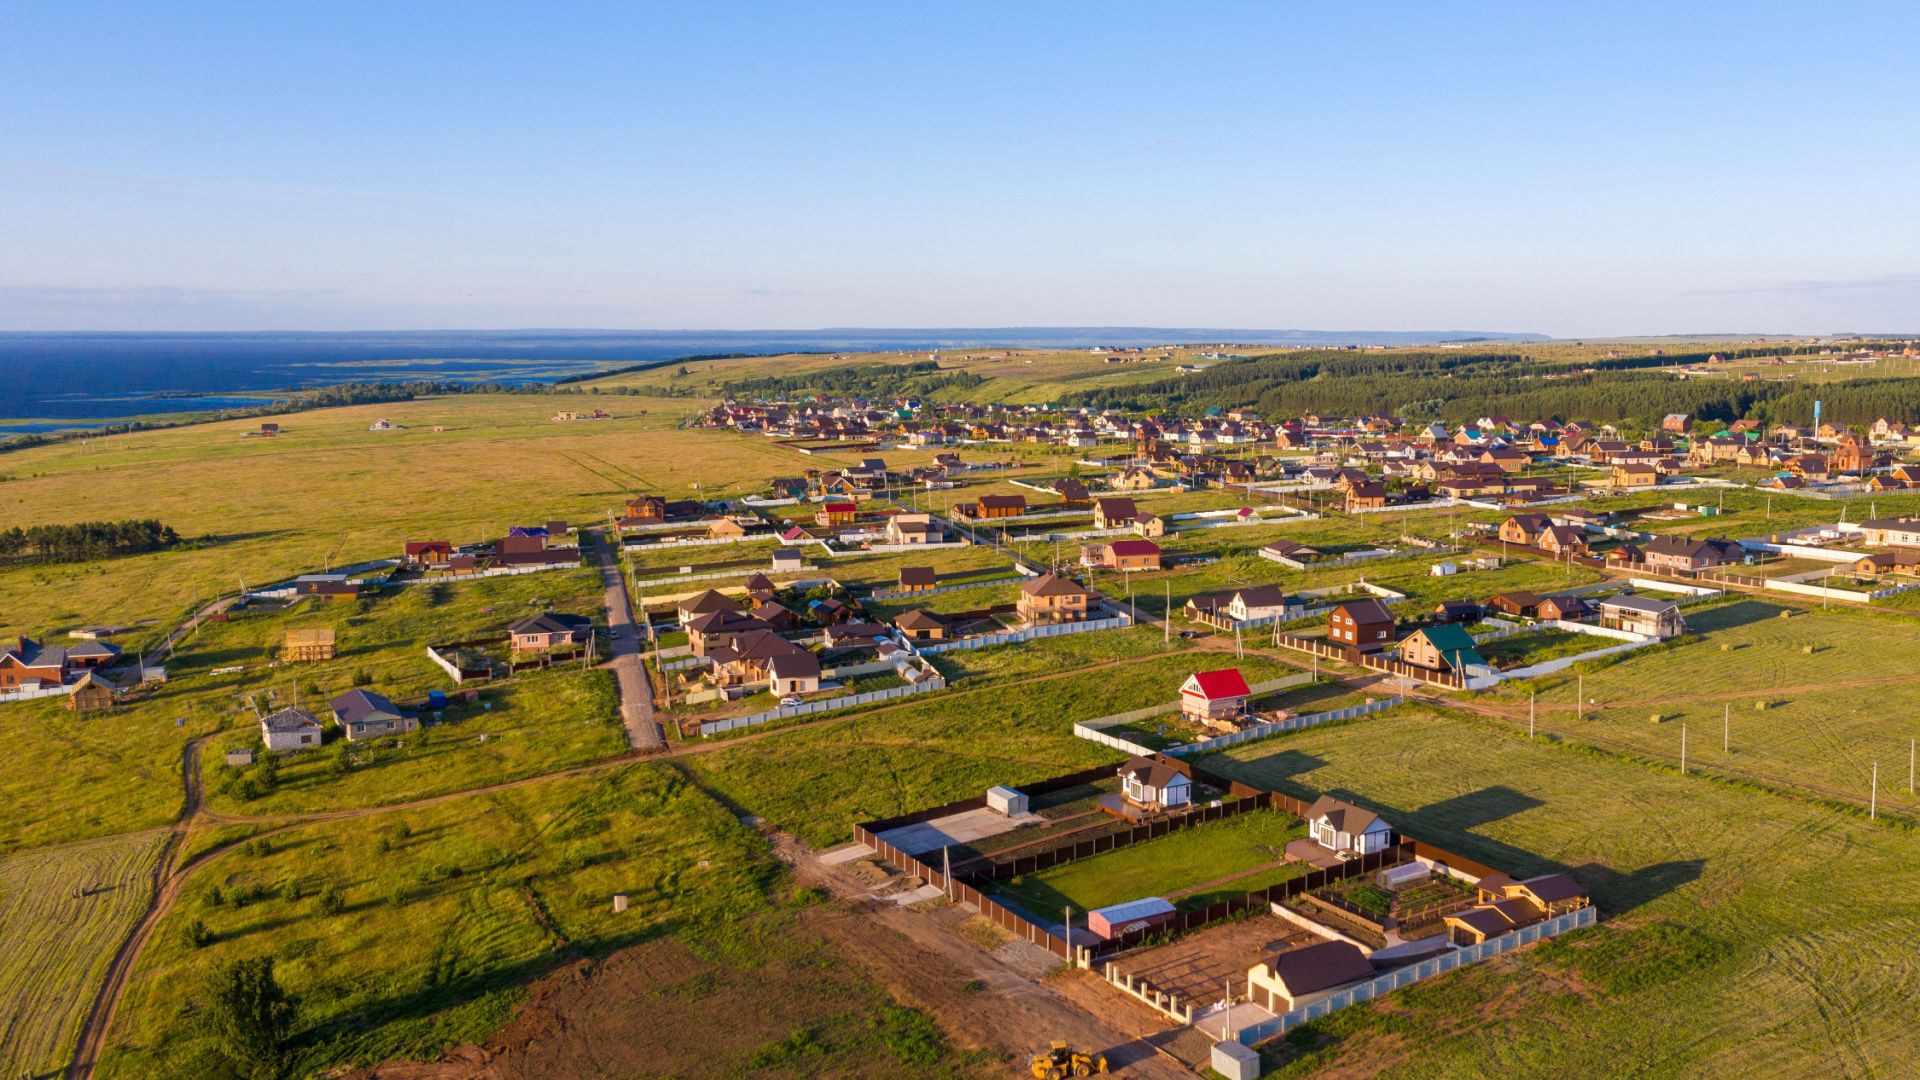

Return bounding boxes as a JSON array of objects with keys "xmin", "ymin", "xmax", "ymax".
[{"xmin": 1029, "ymin": 1041, "xmax": 1108, "ymax": 1078}]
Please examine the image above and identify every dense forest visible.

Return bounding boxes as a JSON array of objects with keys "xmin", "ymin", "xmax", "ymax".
[
  {"xmin": 0, "ymin": 519, "xmax": 181, "ymax": 564},
  {"xmin": 1067, "ymin": 344, "xmax": 1920, "ymax": 428}
]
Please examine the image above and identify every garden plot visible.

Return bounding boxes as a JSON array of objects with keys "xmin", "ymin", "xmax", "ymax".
[{"xmin": 983, "ymin": 809, "xmax": 1307, "ymax": 923}]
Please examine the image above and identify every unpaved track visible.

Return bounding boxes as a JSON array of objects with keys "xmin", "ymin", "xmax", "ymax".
[
  {"xmin": 775, "ymin": 832, "xmax": 1195, "ymax": 1079},
  {"xmin": 587, "ymin": 526, "xmax": 664, "ymax": 752}
]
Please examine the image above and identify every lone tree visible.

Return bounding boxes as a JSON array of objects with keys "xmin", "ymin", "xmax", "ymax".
[{"xmin": 203, "ymin": 955, "xmax": 296, "ymax": 1077}]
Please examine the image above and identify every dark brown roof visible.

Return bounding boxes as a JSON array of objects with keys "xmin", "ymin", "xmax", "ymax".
[
  {"xmin": 1267, "ymin": 940, "xmax": 1375, "ymax": 995},
  {"xmin": 1118, "ymin": 754, "xmax": 1190, "ymax": 789},
  {"xmin": 1333, "ymin": 598, "xmax": 1394, "ymax": 624},
  {"xmin": 899, "ymin": 567, "xmax": 937, "ymax": 586},
  {"xmin": 1518, "ymin": 873, "xmax": 1587, "ymax": 905},
  {"xmin": 1021, "ymin": 571, "xmax": 1088, "ymax": 598}
]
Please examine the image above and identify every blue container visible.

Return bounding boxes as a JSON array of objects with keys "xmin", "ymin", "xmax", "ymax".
[{"xmin": 427, "ymin": 690, "xmax": 448, "ymax": 710}]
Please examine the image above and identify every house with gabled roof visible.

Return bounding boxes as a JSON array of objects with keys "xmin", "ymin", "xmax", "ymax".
[
  {"xmin": 1116, "ymin": 754, "xmax": 1192, "ymax": 809},
  {"xmin": 1327, "ymin": 599, "xmax": 1394, "ymax": 652},
  {"xmin": 508, "ymin": 612, "xmax": 592, "ymax": 652},
  {"xmin": 261, "ymin": 707, "xmax": 324, "ymax": 751},
  {"xmin": 1304, "ymin": 794, "xmax": 1393, "ymax": 856},
  {"xmin": 330, "ymin": 689, "xmax": 416, "ymax": 742},
  {"xmin": 1179, "ymin": 668, "xmax": 1252, "ymax": 720},
  {"xmin": 1017, "ymin": 572, "xmax": 1090, "ymax": 624},
  {"xmin": 1246, "ymin": 939, "xmax": 1376, "ymax": 1013},
  {"xmin": 1397, "ymin": 624, "xmax": 1484, "ymax": 673},
  {"xmin": 1093, "ymin": 497, "xmax": 1139, "ymax": 529},
  {"xmin": 0, "ymin": 636, "xmax": 68, "ymax": 688}
]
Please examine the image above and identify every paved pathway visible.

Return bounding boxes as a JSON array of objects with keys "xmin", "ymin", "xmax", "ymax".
[{"xmin": 588, "ymin": 527, "xmax": 664, "ymax": 752}]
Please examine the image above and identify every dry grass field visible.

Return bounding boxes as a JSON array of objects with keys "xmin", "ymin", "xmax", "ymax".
[{"xmin": 0, "ymin": 831, "xmax": 167, "ymax": 1079}]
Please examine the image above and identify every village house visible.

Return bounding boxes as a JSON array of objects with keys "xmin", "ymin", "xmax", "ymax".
[
  {"xmin": 884, "ymin": 512, "xmax": 939, "ymax": 545},
  {"xmin": 623, "ymin": 495, "xmax": 667, "ymax": 524},
  {"xmin": 751, "ymin": 600, "xmax": 800, "ymax": 632},
  {"xmin": 1179, "ymin": 667, "xmax": 1252, "ymax": 720},
  {"xmin": 743, "ymin": 572, "xmax": 777, "ymax": 604},
  {"xmin": 403, "ymin": 540, "xmax": 453, "ymax": 566},
  {"xmin": 1117, "ymin": 755, "xmax": 1193, "ymax": 810},
  {"xmin": 508, "ymin": 612, "xmax": 592, "ymax": 652},
  {"xmin": 1444, "ymin": 874, "xmax": 1590, "ymax": 946},
  {"xmin": 1017, "ymin": 571, "xmax": 1091, "ymax": 624},
  {"xmin": 1260, "ymin": 538, "xmax": 1322, "ymax": 563},
  {"xmin": 1498, "ymin": 514, "xmax": 1552, "ymax": 546},
  {"xmin": 1397, "ymin": 624, "xmax": 1484, "ymax": 673},
  {"xmin": 1344, "ymin": 481, "xmax": 1388, "ymax": 511},
  {"xmin": 1096, "ymin": 538, "xmax": 1163, "ymax": 572},
  {"xmin": 1859, "ymin": 516, "xmax": 1920, "ymax": 548},
  {"xmin": 1327, "ymin": 598, "xmax": 1395, "ymax": 652},
  {"xmin": 1092, "ymin": 496, "xmax": 1139, "ymax": 530},
  {"xmin": 766, "ymin": 650, "xmax": 822, "ymax": 696},
  {"xmin": 1597, "ymin": 595, "xmax": 1685, "ymax": 638},
  {"xmin": 1246, "ymin": 940, "xmax": 1376, "ymax": 1013},
  {"xmin": 816, "ymin": 500, "xmax": 857, "ymax": 528},
  {"xmin": 1305, "ymin": 795, "xmax": 1393, "ymax": 856},
  {"xmin": 1133, "ymin": 513, "xmax": 1167, "ymax": 538},
  {"xmin": 1854, "ymin": 549, "xmax": 1920, "ymax": 576},
  {"xmin": 1109, "ymin": 466, "xmax": 1158, "ymax": 491},
  {"xmin": 1612, "ymin": 462, "xmax": 1659, "ymax": 488},
  {"xmin": 896, "ymin": 566, "xmax": 938, "ymax": 593},
  {"xmin": 260, "ymin": 706, "xmax": 324, "ymax": 751},
  {"xmin": 330, "ymin": 689, "xmax": 416, "ymax": 742},
  {"xmin": 892, "ymin": 609, "xmax": 951, "ymax": 642},
  {"xmin": 1431, "ymin": 599, "xmax": 1482, "ymax": 624},
  {"xmin": 1537, "ymin": 525, "xmax": 1589, "ymax": 557},
  {"xmin": 770, "ymin": 547, "xmax": 805, "ymax": 572},
  {"xmin": 1643, "ymin": 535, "xmax": 1744, "ymax": 573},
  {"xmin": 706, "ymin": 630, "xmax": 809, "ymax": 689},
  {"xmin": 676, "ymin": 588, "xmax": 743, "ymax": 625},
  {"xmin": 1485, "ymin": 591, "xmax": 1542, "ymax": 618},
  {"xmin": 1535, "ymin": 594, "xmax": 1591, "ymax": 622},
  {"xmin": 972, "ymin": 494, "xmax": 1027, "ymax": 520},
  {"xmin": 686, "ymin": 609, "xmax": 773, "ymax": 656},
  {"xmin": 296, "ymin": 574, "xmax": 363, "ymax": 601},
  {"xmin": 1051, "ymin": 477, "xmax": 1091, "ymax": 507}
]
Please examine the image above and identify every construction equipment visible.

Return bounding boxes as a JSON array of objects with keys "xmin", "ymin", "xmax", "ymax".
[{"xmin": 1029, "ymin": 1041, "xmax": 1108, "ymax": 1078}]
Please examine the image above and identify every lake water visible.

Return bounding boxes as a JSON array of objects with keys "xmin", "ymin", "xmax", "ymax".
[{"xmin": 0, "ymin": 327, "xmax": 1527, "ymax": 425}]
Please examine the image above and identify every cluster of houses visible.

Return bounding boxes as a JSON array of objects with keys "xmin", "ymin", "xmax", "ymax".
[
  {"xmin": 398, "ymin": 523, "xmax": 582, "ymax": 575},
  {"xmin": 256, "ymin": 687, "xmax": 419, "ymax": 752}
]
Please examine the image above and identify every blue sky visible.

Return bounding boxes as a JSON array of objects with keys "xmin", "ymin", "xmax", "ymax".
[{"xmin": 2, "ymin": 3, "xmax": 1917, "ymax": 335}]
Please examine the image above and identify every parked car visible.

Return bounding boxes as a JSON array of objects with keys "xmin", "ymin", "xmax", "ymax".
[{"xmin": 779, "ymin": 696, "xmax": 804, "ymax": 707}]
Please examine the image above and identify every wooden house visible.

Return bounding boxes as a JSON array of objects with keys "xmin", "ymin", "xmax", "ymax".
[
  {"xmin": 1179, "ymin": 668, "xmax": 1252, "ymax": 720},
  {"xmin": 1397, "ymin": 624, "xmax": 1484, "ymax": 673},
  {"xmin": 65, "ymin": 669, "xmax": 116, "ymax": 712},
  {"xmin": 283, "ymin": 627, "xmax": 336, "ymax": 662},
  {"xmin": 1327, "ymin": 599, "xmax": 1395, "ymax": 652}
]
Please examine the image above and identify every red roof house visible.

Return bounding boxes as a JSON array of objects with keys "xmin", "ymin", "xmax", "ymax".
[{"xmin": 1180, "ymin": 668, "xmax": 1253, "ymax": 720}]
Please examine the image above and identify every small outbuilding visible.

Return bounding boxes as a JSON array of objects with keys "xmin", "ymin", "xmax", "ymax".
[
  {"xmin": 1086, "ymin": 896, "xmax": 1176, "ymax": 940},
  {"xmin": 986, "ymin": 786, "xmax": 1028, "ymax": 817},
  {"xmin": 1179, "ymin": 668, "xmax": 1253, "ymax": 720}
]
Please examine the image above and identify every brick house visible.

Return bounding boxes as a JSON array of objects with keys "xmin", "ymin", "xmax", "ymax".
[
  {"xmin": 1327, "ymin": 599, "xmax": 1394, "ymax": 652},
  {"xmin": 1017, "ymin": 572, "xmax": 1091, "ymax": 624}
]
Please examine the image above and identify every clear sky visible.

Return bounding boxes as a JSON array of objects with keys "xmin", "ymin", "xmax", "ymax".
[{"xmin": 2, "ymin": 3, "xmax": 1917, "ymax": 336}]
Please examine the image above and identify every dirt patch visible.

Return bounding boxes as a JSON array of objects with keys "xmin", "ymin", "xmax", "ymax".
[
  {"xmin": 341, "ymin": 924, "xmax": 913, "ymax": 1080},
  {"xmin": 1112, "ymin": 914, "xmax": 1314, "ymax": 1004}
]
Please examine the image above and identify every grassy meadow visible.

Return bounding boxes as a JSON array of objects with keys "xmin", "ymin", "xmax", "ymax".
[
  {"xmin": 1195, "ymin": 706, "xmax": 1920, "ymax": 1077},
  {"xmin": 0, "ymin": 831, "xmax": 167, "ymax": 1079}
]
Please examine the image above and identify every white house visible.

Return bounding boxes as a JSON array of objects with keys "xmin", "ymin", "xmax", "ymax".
[
  {"xmin": 1305, "ymin": 795, "xmax": 1393, "ymax": 856},
  {"xmin": 260, "ymin": 707, "xmax": 324, "ymax": 751},
  {"xmin": 1179, "ymin": 668, "xmax": 1253, "ymax": 721},
  {"xmin": 1226, "ymin": 585, "xmax": 1296, "ymax": 622},
  {"xmin": 1118, "ymin": 755, "xmax": 1193, "ymax": 809}
]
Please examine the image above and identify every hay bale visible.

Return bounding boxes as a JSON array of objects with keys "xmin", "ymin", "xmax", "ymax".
[
  {"xmin": 1755, "ymin": 700, "xmax": 1769, "ymax": 711},
  {"xmin": 1801, "ymin": 644, "xmax": 1816, "ymax": 655},
  {"xmin": 1649, "ymin": 712, "xmax": 1664, "ymax": 724},
  {"xmin": 1720, "ymin": 642, "xmax": 1732, "ymax": 652}
]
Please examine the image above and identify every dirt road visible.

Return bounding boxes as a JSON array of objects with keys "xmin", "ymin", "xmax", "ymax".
[
  {"xmin": 586, "ymin": 527, "xmax": 663, "ymax": 752},
  {"xmin": 776, "ymin": 833, "xmax": 1196, "ymax": 1079}
]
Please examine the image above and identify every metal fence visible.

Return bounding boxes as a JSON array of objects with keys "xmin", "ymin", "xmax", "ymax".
[
  {"xmin": 1232, "ymin": 905, "xmax": 1597, "ymax": 1043},
  {"xmin": 1169, "ymin": 697, "xmax": 1406, "ymax": 756},
  {"xmin": 697, "ymin": 673, "xmax": 947, "ymax": 735},
  {"xmin": 865, "ymin": 575, "xmax": 1024, "ymax": 602},
  {"xmin": 912, "ymin": 609, "xmax": 1133, "ymax": 655}
]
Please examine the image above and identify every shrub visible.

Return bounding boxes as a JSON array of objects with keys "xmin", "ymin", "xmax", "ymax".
[
  {"xmin": 352, "ymin": 667, "xmax": 374, "ymax": 686},
  {"xmin": 316, "ymin": 883, "xmax": 345, "ymax": 916},
  {"xmin": 183, "ymin": 918, "xmax": 214, "ymax": 948}
]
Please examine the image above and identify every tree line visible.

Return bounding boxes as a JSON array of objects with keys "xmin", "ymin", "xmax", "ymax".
[{"xmin": 0, "ymin": 519, "xmax": 180, "ymax": 564}]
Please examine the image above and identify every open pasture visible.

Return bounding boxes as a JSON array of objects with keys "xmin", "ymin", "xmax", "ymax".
[{"xmin": 1199, "ymin": 706, "xmax": 1920, "ymax": 1078}]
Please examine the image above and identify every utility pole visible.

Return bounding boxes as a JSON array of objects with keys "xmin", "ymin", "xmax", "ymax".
[
  {"xmin": 1235, "ymin": 625, "xmax": 1243, "ymax": 659},
  {"xmin": 1063, "ymin": 906, "xmax": 1072, "ymax": 965},
  {"xmin": 943, "ymin": 845, "xmax": 952, "ymax": 900},
  {"xmin": 1164, "ymin": 581, "xmax": 1171, "ymax": 643},
  {"xmin": 1723, "ymin": 702, "xmax": 1730, "ymax": 754},
  {"xmin": 1680, "ymin": 722, "xmax": 1687, "ymax": 775},
  {"xmin": 1529, "ymin": 691, "xmax": 1536, "ymax": 739},
  {"xmin": 1577, "ymin": 672, "xmax": 1584, "ymax": 720},
  {"xmin": 1871, "ymin": 762, "xmax": 1878, "ymax": 820}
]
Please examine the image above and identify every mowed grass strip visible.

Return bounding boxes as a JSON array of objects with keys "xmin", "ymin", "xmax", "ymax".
[
  {"xmin": 986, "ymin": 809, "xmax": 1305, "ymax": 919},
  {"xmin": 0, "ymin": 830, "xmax": 167, "ymax": 1079},
  {"xmin": 1197, "ymin": 706, "xmax": 1920, "ymax": 1078}
]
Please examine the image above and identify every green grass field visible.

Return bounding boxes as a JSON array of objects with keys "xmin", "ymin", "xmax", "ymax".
[
  {"xmin": 1492, "ymin": 599, "xmax": 1920, "ymax": 818},
  {"xmin": 987, "ymin": 809, "xmax": 1304, "ymax": 919},
  {"xmin": 1196, "ymin": 706, "xmax": 1920, "ymax": 1077},
  {"xmin": 0, "ymin": 831, "xmax": 167, "ymax": 1079},
  {"xmin": 98, "ymin": 763, "xmax": 987, "ymax": 1079}
]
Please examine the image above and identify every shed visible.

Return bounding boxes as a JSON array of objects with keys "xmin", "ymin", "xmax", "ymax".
[
  {"xmin": 1086, "ymin": 896, "xmax": 1176, "ymax": 940},
  {"xmin": 986, "ymin": 786, "xmax": 1028, "ymax": 817},
  {"xmin": 225, "ymin": 748, "xmax": 256, "ymax": 767}
]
